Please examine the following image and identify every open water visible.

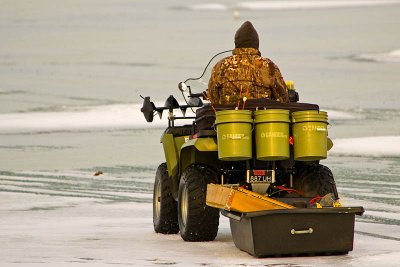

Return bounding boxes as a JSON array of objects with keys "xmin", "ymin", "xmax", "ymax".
[{"xmin": 0, "ymin": 0, "xmax": 400, "ymax": 266}]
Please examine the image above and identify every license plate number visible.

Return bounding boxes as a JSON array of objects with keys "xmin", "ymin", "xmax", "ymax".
[{"xmin": 246, "ymin": 170, "xmax": 274, "ymax": 183}]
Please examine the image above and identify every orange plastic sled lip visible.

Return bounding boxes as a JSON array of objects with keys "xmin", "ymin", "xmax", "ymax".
[{"xmin": 206, "ymin": 184, "xmax": 294, "ymax": 213}]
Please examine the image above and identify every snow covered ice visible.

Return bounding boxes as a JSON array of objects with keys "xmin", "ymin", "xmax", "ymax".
[
  {"xmin": 1, "ymin": 0, "xmax": 400, "ymax": 266},
  {"xmin": 1, "ymin": 163, "xmax": 399, "ymax": 266}
]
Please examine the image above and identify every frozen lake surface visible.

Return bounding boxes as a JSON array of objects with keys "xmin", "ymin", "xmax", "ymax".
[
  {"xmin": 1, "ymin": 158, "xmax": 399, "ymax": 266},
  {"xmin": 1, "ymin": 192, "xmax": 399, "ymax": 267},
  {"xmin": 1, "ymin": 0, "xmax": 400, "ymax": 266}
]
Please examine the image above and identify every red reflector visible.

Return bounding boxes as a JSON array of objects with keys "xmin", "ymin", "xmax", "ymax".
[
  {"xmin": 253, "ymin": 170, "xmax": 266, "ymax": 176},
  {"xmin": 192, "ymin": 134, "xmax": 198, "ymax": 139},
  {"xmin": 289, "ymin": 136, "xmax": 294, "ymax": 145}
]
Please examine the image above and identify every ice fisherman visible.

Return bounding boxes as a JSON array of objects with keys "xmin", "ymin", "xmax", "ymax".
[{"xmin": 207, "ymin": 21, "xmax": 289, "ymax": 105}]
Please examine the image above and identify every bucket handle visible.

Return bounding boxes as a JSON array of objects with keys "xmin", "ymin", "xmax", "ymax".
[{"xmin": 290, "ymin": 228, "xmax": 314, "ymax": 235}]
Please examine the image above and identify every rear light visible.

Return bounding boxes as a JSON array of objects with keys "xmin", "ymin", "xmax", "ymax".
[{"xmin": 289, "ymin": 136, "xmax": 294, "ymax": 145}]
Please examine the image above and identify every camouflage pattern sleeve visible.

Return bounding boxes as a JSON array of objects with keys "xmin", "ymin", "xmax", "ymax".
[
  {"xmin": 270, "ymin": 61, "xmax": 289, "ymax": 103},
  {"xmin": 207, "ymin": 51, "xmax": 288, "ymax": 104},
  {"xmin": 207, "ymin": 61, "xmax": 222, "ymax": 104}
]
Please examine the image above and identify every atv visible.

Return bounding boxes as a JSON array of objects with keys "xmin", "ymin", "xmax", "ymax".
[{"xmin": 141, "ymin": 51, "xmax": 363, "ymax": 257}]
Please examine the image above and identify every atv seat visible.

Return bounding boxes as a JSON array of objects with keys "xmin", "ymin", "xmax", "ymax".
[
  {"xmin": 164, "ymin": 125, "xmax": 193, "ymax": 136},
  {"xmin": 193, "ymin": 129, "xmax": 217, "ymax": 138},
  {"xmin": 195, "ymin": 99, "xmax": 320, "ymax": 131}
]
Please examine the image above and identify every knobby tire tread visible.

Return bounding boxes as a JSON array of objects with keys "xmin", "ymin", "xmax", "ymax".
[
  {"xmin": 153, "ymin": 163, "xmax": 179, "ymax": 234},
  {"xmin": 178, "ymin": 163, "xmax": 220, "ymax": 242},
  {"xmin": 294, "ymin": 163, "xmax": 339, "ymax": 198}
]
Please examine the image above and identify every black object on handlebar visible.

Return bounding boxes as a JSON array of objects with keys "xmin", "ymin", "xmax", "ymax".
[
  {"xmin": 190, "ymin": 93, "xmax": 204, "ymax": 98},
  {"xmin": 140, "ymin": 94, "xmax": 203, "ymax": 123}
]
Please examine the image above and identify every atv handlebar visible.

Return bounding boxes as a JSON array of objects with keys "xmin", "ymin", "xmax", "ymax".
[
  {"xmin": 179, "ymin": 82, "xmax": 205, "ymax": 98},
  {"xmin": 189, "ymin": 92, "xmax": 205, "ymax": 98}
]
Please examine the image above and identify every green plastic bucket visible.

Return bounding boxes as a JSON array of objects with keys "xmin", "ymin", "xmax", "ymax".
[
  {"xmin": 254, "ymin": 109, "xmax": 290, "ymax": 160},
  {"xmin": 215, "ymin": 110, "xmax": 253, "ymax": 161},
  {"xmin": 292, "ymin": 110, "xmax": 328, "ymax": 161}
]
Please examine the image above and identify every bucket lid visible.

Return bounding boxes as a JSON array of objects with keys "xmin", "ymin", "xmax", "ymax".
[
  {"xmin": 254, "ymin": 109, "xmax": 290, "ymax": 123},
  {"xmin": 292, "ymin": 110, "xmax": 328, "ymax": 123},
  {"xmin": 215, "ymin": 109, "xmax": 253, "ymax": 124}
]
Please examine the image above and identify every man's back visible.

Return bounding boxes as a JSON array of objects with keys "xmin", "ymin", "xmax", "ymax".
[
  {"xmin": 208, "ymin": 47, "xmax": 288, "ymax": 104},
  {"xmin": 207, "ymin": 21, "xmax": 288, "ymax": 105}
]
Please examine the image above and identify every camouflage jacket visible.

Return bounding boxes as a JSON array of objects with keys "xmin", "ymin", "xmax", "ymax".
[{"xmin": 207, "ymin": 48, "xmax": 289, "ymax": 105}]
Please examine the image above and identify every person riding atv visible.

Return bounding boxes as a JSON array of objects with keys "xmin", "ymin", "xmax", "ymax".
[
  {"xmin": 141, "ymin": 23, "xmax": 342, "ymax": 242},
  {"xmin": 141, "ymin": 21, "xmax": 364, "ymax": 256},
  {"xmin": 207, "ymin": 21, "xmax": 289, "ymax": 105}
]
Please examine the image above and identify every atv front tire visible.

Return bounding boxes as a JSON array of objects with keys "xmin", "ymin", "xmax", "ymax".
[
  {"xmin": 178, "ymin": 163, "xmax": 220, "ymax": 241},
  {"xmin": 153, "ymin": 163, "xmax": 179, "ymax": 234},
  {"xmin": 294, "ymin": 163, "xmax": 339, "ymax": 198}
]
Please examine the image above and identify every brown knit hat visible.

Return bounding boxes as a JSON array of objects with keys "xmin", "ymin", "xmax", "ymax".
[{"xmin": 234, "ymin": 21, "xmax": 259, "ymax": 49}]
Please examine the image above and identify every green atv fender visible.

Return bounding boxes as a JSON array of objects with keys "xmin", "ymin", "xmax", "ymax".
[
  {"xmin": 179, "ymin": 137, "xmax": 219, "ymax": 173},
  {"xmin": 161, "ymin": 133, "xmax": 219, "ymax": 199},
  {"xmin": 161, "ymin": 133, "xmax": 185, "ymax": 178}
]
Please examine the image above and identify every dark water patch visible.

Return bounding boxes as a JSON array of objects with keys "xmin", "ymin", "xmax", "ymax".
[
  {"xmin": 27, "ymin": 205, "xmax": 73, "ymax": 211},
  {"xmin": 0, "ymin": 127, "xmax": 165, "ymax": 136},
  {"xmin": 346, "ymin": 174, "xmax": 400, "ymax": 182},
  {"xmin": 340, "ymin": 192, "xmax": 400, "ymax": 207},
  {"xmin": 147, "ymin": 258, "xmax": 178, "ymax": 265},
  {"xmin": 327, "ymin": 156, "xmax": 400, "ymax": 226},
  {"xmin": 169, "ymin": 5, "xmax": 189, "ymax": 11},
  {"xmin": 0, "ymin": 62, "xmax": 16, "ymax": 66},
  {"xmin": 83, "ymin": 165, "xmax": 157, "ymax": 175},
  {"xmin": 359, "ymin": 215, "xmax": 400, "ymax": 226},
  {"xmin": 0, "ymin": 89, "xmax": 26, "ymax": 95},
  {"xmin": 68, "ymin": 259, "xmax": 99, "ymax": 264},
  {"xmin": 336, "ymin": 54, "xmax": 383, "ymax": 63},
  {"xmin": 327, "ymin": 107, "xmax": 400, "ymax": 120},
  {"xmin": 0, "ymin": 177, "xmax": 49, "ymax": 185},
  {"xmin": 78, "ymin": 257, "xmax": 98, "ymax": 261},
  {"xmin": 329, "ymin": 119, "xmax": 364, "ymax": 126},
  {"xmin": 332, "ymin": 153, "xmax": 400, "ymax": 160},
  {"xmin": 169, "ymin": 4, "xmax": 227, "ymax": 12},
  {"xmin": 103, "ymin": 61, "xmax": 155, "ymax": 67},
  {"xmin": 0, "ymin": 169, "xmax": 153, "ymax": 202},
  {"xmin": 0, "ymin": 129, "xmax": 97, "ymax": 136},
  {"xmin": 362, "ymin": 108, "xmax": 400, "ymax": 121},
  {"xmin": 20, "ymin": 105, "xmax": 70, "ymax": 113},
  {"xmin": 66, "ymin": 96, "xmax": 117, "ymax": 104},
  {"xmin": 339, "ymin": 178, "xmax": 400, "ymax": 189},
  {"xmin": 19, "ymin": 100, "xmax": 119, "ymax": 113},
  {"xmin": 343, "ymin": 52, "xmax": 400, "ymax": 64},
  {"xmin": 330, "ymin": 54, "xmax": 395, "ymax": 64},
  {"xmin": 43, "ymin": 61, "xmax": 156, "ymax": 68},
  {"xmin": 11, "ymin": 261, "xmax": 47, "ymax": 264},
  {"xmin": 0, "ymin": 188, "xmax": 151, "ymax": 203},
  {"xmin": 0, "ymin": 129, "xmax": 108, "ymax": 136},
  {"xmin": 106, "ymin": 262, "xmax": 135, "ymax": 265},
  {"xmin": 0, "ymin": 145, "xmax": 75, "ymax": 151},
  {"xmin": 0, "ymin": 176, "xmax": 151, "ymax": 195},
  {"xmin": 332, "ymin": 157, "xmax": 400, "ymax": 183},
  {"xmin": 355, "ymin": 230, "xmax": 400, "ymax": 242}
]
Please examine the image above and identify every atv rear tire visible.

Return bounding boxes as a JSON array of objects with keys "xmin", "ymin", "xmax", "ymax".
[
  {"xmin": 153, "ymin": 163, "xmax": 179, "ymax": 234},
  {"xmin": 294, "ymin": 163, "xmax": 339, "ymax": 198},
  {"xmin": 178, "ymin": 163, "xmax": 220, "ymax": 241}
]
